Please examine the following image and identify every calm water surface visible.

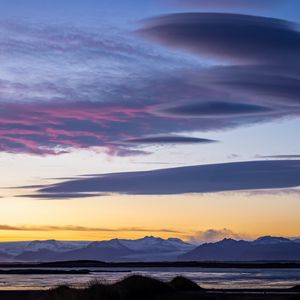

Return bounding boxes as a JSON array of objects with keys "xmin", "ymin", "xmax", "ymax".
[{"xmin": 0, "ymin": 268, "xmax": 299, "ymax": 290}]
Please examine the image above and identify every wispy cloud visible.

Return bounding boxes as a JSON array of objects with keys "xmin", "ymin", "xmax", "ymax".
[
  {"xmin": 244, "ymin": 188, "xmax": 300, "ymax": 196},
  {"xmin": 17, "ymin": 193, "xmax": 105, "ymax": 200},
  {"xmin": 0, "ymin": 224, "xmax": 181, "ymax": 233},
  {"xmin": 256, "ymin": 154, "xmax": 300, "ymax": 159}
]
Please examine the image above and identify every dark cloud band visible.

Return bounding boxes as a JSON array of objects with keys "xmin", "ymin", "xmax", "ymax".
[
  {"xmin": 257, "ymin": 155, "xmax": 300, "ymax": 159},
  {"xmin": 20, "ymin": 160, "xmax": 300, "ymax": 198},
  {"xmin": 157, "ymin": 102, "xmax": 273, "ymax": 117},
  {"xmin": 123, "ymin": 135, "xmax": 217, "ymax": 144},
  {"xmin": 138, "ymin": 13, "xmax": 300, "ymax": 64}
]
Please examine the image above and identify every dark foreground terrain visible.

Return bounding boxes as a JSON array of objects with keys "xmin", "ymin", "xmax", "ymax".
[{"xmin": 0, "ymin": 275, "xmax": 299, "ymax": 300}]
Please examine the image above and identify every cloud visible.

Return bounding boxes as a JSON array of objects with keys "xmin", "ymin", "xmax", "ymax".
[
  {"xmin": 138, "ymin": 13, "xmax": 300, "ymax": 64},
  {"xmin": 18, "ymin": 193, "xmax": 105, "ymax": 200},
  {"xmin": 156, "ymin": 101, "xmax": 273, "ymax": 118},
  {"xmin": 257, "ymin": 154, "xmax": 300, "ymax": 159},
  {"xmin": 19, "ymin": 160, "xmax": 300, "ymax": 198},
  {"xmin": 188, "ymin": 228, "xmax": 251, "ymax": 244},
  {"xmin": 171, "ymin": 0, "xmax": 283, "ymax": 9},
  {"xmin": 0, "ymin": 224, "xmax": 181, "ymax": 233},
  {"xmin": 122, "ymin": 135, "xmax": 217, "ymax": 144},
  {"xmin": 0, "ymin": 225, "xmax": 25, "ymax": 231},
  {"xmin": 135, "ymin": 12, "xmax": 300, "ymax": 141},
  {"xmin": 0, "ymin": 18, "xmax": 299, "ymax": 156},
  {"xmin": 244, "ymin": 187, "xmax": 300, "ymax": 196},
  {"xmin": 203, "ymin": 66, "xmax": 300, "ymax": 105}
]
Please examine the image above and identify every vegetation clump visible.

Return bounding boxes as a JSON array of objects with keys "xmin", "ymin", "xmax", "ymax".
[
  {"xmin": 47, "ymin": 275, "xmax": 203, "ymax": 300},
  {"xmin": 170, "ymin": 276, "xmax": 204, "ymax": 291}
]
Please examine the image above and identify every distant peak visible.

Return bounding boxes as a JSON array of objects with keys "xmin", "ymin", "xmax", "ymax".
[
  {"xmin": 28, "ymin": 239, "xmax": 58, "ymax": 244},
  {"xmin": 221, "ymin": 238, "xmax": 236, "ymax": 242},
  {"xmin": 167, "ymin": 238, "xmax": 183, "ymax": 242},
  {"xmin": 254, "ymin": 236, "xmax": 291, "ymax": 244},
  {"xmin": 142, "ymin": 236, "xmax": 161, "ymax": 240}
]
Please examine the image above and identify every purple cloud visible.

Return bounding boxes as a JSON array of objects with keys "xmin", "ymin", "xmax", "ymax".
[
  {"xmin": 156, "ymin": 101, "xmax": 273, "ymax": 118},
  {"xmin": 138, "ymin": 13, "xmax": 300, "ymax": 64},
  {"xmin": 171, "ymin": 0, "xmax": 283, "ymax": 9},
  {"xmin": 19, "ymin": 160, "xmax": 300, "ymax": 198},
  {"xmin": 0, "ymin": 18, "xmax": 299, "ymax": 155},
  {"xmin": 122, "ymin": 135, "xmax": 217, "ymax": 144}
]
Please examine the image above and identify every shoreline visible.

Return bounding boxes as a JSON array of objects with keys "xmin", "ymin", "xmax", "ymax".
[{"xmin": 1, "ymin": 260, "xmax": 300, "ymax": 269}]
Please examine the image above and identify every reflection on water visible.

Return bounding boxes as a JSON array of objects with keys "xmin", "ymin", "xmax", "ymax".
[{"xmin": 0, "ymin": 268, "xmax": 299, "ymax": 290}]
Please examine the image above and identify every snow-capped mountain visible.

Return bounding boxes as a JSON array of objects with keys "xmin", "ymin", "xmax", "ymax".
[
  {"xmin": 24, "ymin": 239, "xmax": 89, "ymax": 252},
  {"xmin": 54, "ymin": 237, "xmax": 194, "ymax": 262},
  {"xmin": 3, "ymin": 236, "xmax": 194, "ymax": 262},
  {"xmin": 1, "ymin": 236, "xmax": 299, "ymax": 262},
  {"xmin": 0, "ymin": 241, "xmax": 30, "ymax": 256},
  {"xmin": 0, "ymin": 240, "xmax": 89, "ymax": 257},
  {"xmin": 115, "ymin": 236, "xmax": 193, "ymax": 252}
]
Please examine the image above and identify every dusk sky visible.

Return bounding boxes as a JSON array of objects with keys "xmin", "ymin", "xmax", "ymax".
[{"xmin": 1, "ymin": 0, "xmax": 300, "ymax": 242}]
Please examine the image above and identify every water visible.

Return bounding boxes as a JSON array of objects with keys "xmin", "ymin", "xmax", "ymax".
[{"xmin": 0, "ymin": 268, "xmax": 299, "ymax": 290}]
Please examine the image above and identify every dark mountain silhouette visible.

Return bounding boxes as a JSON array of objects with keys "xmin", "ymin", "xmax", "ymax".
[
  {"xmin": 180, "ymin": 238, "xmax": 251, "ymax": 261},
  {"xmin": 0, "ymin": 251, "xmax": 12, "ymax": 262},
  {"xmin": 180, "ymin": 236, "xmax": 300, "ymax": 261},
  {"xmin": 239, "ymin": 242, "xmax": 300, "ymax": 261},
  {"xmin": 16, "ymin": 249, "xmax": 62, "ymax": 262}
]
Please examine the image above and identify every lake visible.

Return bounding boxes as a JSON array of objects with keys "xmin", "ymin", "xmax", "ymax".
[{"xmin": 0, "ymin": 267, "xmax": 299, "ymax": 290}]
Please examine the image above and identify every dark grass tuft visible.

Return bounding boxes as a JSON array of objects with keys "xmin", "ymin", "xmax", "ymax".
[
  {"xmin": 47, "ymin": 275, "xmax": 203, "ymax": 300},
  {"xmin": 290, "ymin": 284, "xmax": 300, "ymax": 291},
  {"xmin": 169, "ymin": 276, "xmax": 204, "ymax": 291},
  {"xmin": 47, "ymin": 285, "xmax": 79, "ymax": 300},
  {"xmin": 114, "ymin": 274, "xmax": 174, "ymax": 299}
]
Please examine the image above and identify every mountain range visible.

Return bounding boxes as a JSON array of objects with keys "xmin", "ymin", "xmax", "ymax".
[
  {"xmin": 0, "ymin": 236, "xmax": 299, "ymax": 262},
  {"xmin": 180, "ymin": 236, "xmax": 300, "ymax": 261},
  {"xmin": 0, "ymin": 236, "xmax": 194, "ymax": 262}
]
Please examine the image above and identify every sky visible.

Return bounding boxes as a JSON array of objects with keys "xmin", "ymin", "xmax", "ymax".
[{"xmin": 0, "ymin": 0, "xmax": 300, "ymax": 242}]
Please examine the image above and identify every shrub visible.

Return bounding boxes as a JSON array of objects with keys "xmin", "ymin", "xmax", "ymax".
[
  {"xmin": 47, "ymin": 275, "xmax": 204, "ymax": 300},
  {"xmin": 170, "ymin": 276, "xmax": 204, "ymax": 291},
  {"xmin": 115, "ymin": 274, "xmax": 174, "ymax": 299}
]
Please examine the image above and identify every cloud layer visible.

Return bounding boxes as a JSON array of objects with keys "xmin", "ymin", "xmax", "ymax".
[
  {"xmin": 0, "ymin": 14, "xmax": 300, "ymax": 155},
  {"xmin": 20, "ymin": 160, "xmax": 300, "ymax": 198}
]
